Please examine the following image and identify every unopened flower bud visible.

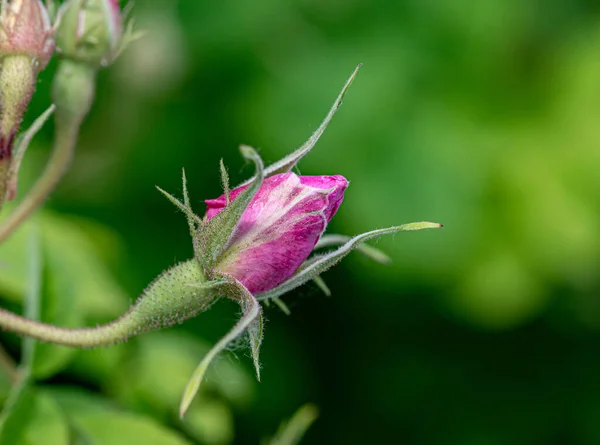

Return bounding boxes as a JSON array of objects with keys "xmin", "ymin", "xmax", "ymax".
[
  {"xmin": 205, "ymin": 173, "xmax": 348, "ymax": 294},
  {"xmin": 55, "ymin": 0, "xmax": 122, "ymax": 68},
  {"xmin": 0, "ymin": 0, "xmax": 54, "ymax": 69},
  {"xmin": 0, "ymin": 0, "xmax": 54, "ymax": 204}
]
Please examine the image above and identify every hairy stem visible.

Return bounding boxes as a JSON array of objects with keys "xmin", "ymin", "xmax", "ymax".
[
  {"xmin": 0, "ymin": 59, "xmax": 96, "ymax": 243},
  {"xmin": 0, "ymin": 259, "xmax": 214, "ymax": 348}
]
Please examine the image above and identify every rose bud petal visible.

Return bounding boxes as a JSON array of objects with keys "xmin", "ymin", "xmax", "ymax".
[
  {"xmin": 205, "ymin": 173, "xmax": 348, "ymax": 294},
  {"xmin": 0, "ymin": 0, "xmax": 54, "ymax": 69},
  {"xmin": 56, "ymin": 0, "xmax": 123, "ymax": 67}
]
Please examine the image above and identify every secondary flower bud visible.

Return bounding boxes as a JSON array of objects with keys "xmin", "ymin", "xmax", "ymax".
[
  {"xmin": 0, "ymin": 0, "xmax": 54, "ymax": 69},
  {"xmin": 205, "ymin": 173, "xmax": 348, "ymax": 294},
  {"xmin": 55, "ymin": 0, "xmax": 122, "ymax": 67},
  {"xmin": 0, "ymin": 0, "xmax": 54, "ymax": 205}
]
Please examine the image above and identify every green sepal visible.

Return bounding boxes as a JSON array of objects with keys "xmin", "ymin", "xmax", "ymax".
[
  {"xmin": 219, "ymin": 159, "xmax": 231, "ymax": 204},
  {"xmin": 315, "ymin": 234, "xmax": 392, "ymax": 264},
  {"xmin": 257, "ymin": 222, "xmax": 442, "ymax": 301},
  {"xmin": 8, "ymin": 105, "xmax": 55, "ymax": 200},
  {"xmin": 272, "ymin": 297, "xmax": 291, "ymax": 315},
  {"xmin": 179, "ymin": 277, "xmax": 262, "ymax": 418},
  {"xmin": 311, "ymin": 276, "xmax": 331, "ymax": 297},
  {"xmin": 238, "ymin": 64, "xmax": 361, "ymax": 186},
  {"xmin": 155, "ymin": 185, "xmax": 203, "ymax": 230},
  {"xmin": 265, "ymin": 403, "xmax": 319, "ymax": 445},
  {"xmin": 196, "ymin": 145, "xmax": 264, "ymax": 269}
]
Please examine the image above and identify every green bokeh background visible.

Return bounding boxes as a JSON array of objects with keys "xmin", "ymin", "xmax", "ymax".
[{"xmin": 2, "ymin": 0, "xmax": 600, "ymax": 443}]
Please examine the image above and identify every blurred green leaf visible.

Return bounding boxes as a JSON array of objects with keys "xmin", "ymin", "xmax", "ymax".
[
  {"xmin": 114, "ymin": 331, "xmax": 253, "ymax": 411},
  {"xmin": 0, "ymin": 231, "xmax": 68, "ymax": 445},
  {"xmin": 68, "ymin": 343, "xmax": 128, "ymax": 386},
  {"xmin": 0, "ymin": 385, "xmax": 36, "ymax": 445},
  {"xmin": 0, "ymin": 389, "xmax": 69, "ymax": 445},
  {"xmin": 46, "ymin": 387, "xmax": 191, "ymax": 444},
  {"xmin": 72, "ymin": 412, "xmax": 192, "ymax": 445},
  {"xmin": 0, "ymin": 212, "xmax": 129, "ymax": 379},
  {"xmin": 181, "ymin": 398, "xmax": 233, "ymax": 445},
  {"xmin": 42, "ymin": 387, "xmax": 118, "ymax": 415},
  {"xmin": 0, "ymin": 212, "xmax": 127, "ymax": 318},
  {"xmin": 21, "ymin": 393, "xmax": 69, "ymax": 445}
]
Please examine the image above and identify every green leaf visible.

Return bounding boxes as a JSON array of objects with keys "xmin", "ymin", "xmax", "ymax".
[
  {"xmin": 42, "ymin": 387, "xmax": 117, "ymax": 416},
  {"xmin": 42, "ymin": 214, "xmax": 128, "ymax": 321},
  {"xmin": 22, "ymin": 226, "xmax": 43, "ymax": 370},
  {"xmin": 197, "ymin": 145, "xmax": 264, "ymax": 268},
  {"xmin": 0, "ymin": 390, "xmax": 68, "ymax": 445},
  {"xmin": 0, "ymin": 212, "xmax": 128, "ymax": 320},
  {"xmin": 0, "ymin": 385, "xmax": 36, "ymax": 445},
  {"xmin": 46, "ymin": 387, "xmax": 191, "ymax": 445},
  {"xmin": 0, "ymin": 212, "xmax": 130, "ymax": 379},
  {"xmin": 20, "ymin": 393, "xmax": 69, "ymax": 445},
  {"xmin": 0, "ymin": 228, "xmax": 44, "ymax": 444},
  {"xmin": 72, "ymin": 412, "xmax": 192, "ymax": 445},
  {"xmin": 239, "ymin": 64, "xmax": 361, "ymax": 184},
  {"xmin": 181, "ymin": 398, "xmax": 234, "ymax": 445},
  {"xmin": 113, "ymin": 331, "xmax": 253, "ymax": 412},
  {"xmin": 68, "ymin": 343, "xmax": 128, "ymax": 386},
  {"xmin": 258, "ymin": 222, "xmax": 443, "ymax": 301}
]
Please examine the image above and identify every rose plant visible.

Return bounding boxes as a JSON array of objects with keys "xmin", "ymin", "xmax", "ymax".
[{"xmin": 0, "ymin": 0, "xmax": 441, "ymax": 427}]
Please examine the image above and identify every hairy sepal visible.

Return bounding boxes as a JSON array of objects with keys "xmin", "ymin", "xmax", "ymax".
[
  {"xmin": 257, "ymin": 222, "xmax": 442, "ymax": 301},
  {"xmin": 238, "ymin": 64, "xmax": 361, "ymax": 186},
  {"xmin": 179, "ymin": 277, "xmax": 262, "ymax": 418},
  {"xmin": 197, "ymin": 145, "xmax": 265, "ymax": 269},
  {"xmin": 316, "ymin": 234, "xmax": 392, "ymax": 264}
]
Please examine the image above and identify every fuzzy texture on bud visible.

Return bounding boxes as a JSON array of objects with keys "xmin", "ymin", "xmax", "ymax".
[
  {"xmin": 55, "ymin": 0, "xmax": 122, "ymax": 67},
  {"xmin": 205, "ymin": 173, "xmax": 348, "ymax": 294},
  {"xmin": 0, "ymin": 0, "xmax": 54, "ymax": 69}
]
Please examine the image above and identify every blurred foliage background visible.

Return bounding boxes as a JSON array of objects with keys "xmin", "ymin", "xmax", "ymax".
[{"xmin": 1, "ymin": 0, "xmax": 600, "ymax": 443}]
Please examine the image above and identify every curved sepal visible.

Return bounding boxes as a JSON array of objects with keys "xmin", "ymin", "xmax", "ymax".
[
  {"xmin": 257, "ymin": 222, "xmax": 442, "ymax": 301},
  {"xmin": 315, "ymin": 234, "xmax": 392, "ymax": 265},
  {"xmin": 238, "ymin": 64, "xmax": 361, "ymax": 187},
  {"xmin": 197, "ymin": 145, "xmax": 264, "ymax": 269},
  {"xmin": 179, "ymin": 277, "xmax": 262, "ymax": 418},
  {"xmin": 7, "ymin": 105, "xmax": 55, "ymax": 200}
]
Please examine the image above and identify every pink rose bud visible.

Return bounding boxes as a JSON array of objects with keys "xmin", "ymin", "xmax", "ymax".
[
  {"xmin": 205, "ymin": 173, "xmax": 348, "ymax": 294},
  {"xmin": 0, "ymin": 0, "xmax": 54, "ymax": 69}
]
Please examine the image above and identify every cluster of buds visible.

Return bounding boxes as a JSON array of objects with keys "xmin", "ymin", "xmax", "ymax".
[{"xmin": 0, "ymin": 0, "xmax": 135, "ymax": 206}]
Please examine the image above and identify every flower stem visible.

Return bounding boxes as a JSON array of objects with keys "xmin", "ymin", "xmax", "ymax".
[
  {"xmin": 0, "ymin": 259, "xmax": 214, "ymax": 348},
  {"xmin": 0, "ymin": 306, "xmax": 143, "ymax": 347},
  {"xmin": 0, "ymin": 59, "xmax": 96, "ymax": 243}
]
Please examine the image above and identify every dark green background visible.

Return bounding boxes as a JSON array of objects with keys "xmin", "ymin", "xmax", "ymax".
[{"xmin": 4, "ymin": 0, "xmax": 600, "ymax": 443}]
